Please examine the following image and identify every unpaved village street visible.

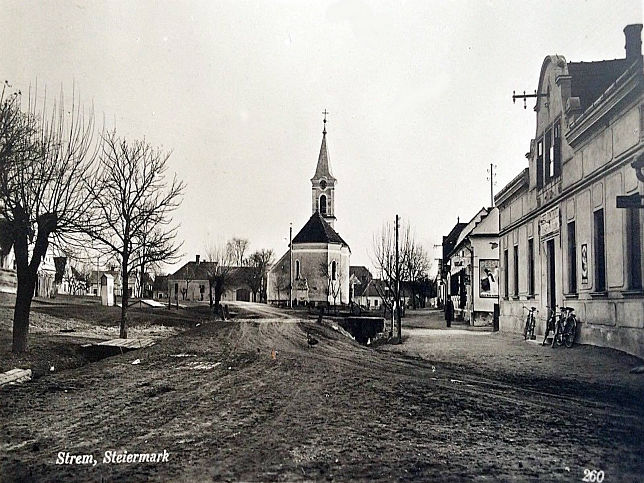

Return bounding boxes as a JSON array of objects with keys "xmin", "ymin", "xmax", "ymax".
[{"xmin": 1, "ymin": 305, "xmax": 643, "ymax": 482}]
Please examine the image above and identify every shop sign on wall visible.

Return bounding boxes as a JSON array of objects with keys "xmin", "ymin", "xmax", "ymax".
[{"xmin": 539, "ymin": 206, "xmax": 560, "ymax": 239}]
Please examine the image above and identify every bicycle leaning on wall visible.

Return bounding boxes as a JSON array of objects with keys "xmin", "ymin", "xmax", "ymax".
[
  {"xmin": 542, "ymin": 306, "xmax": 559, "ymax": 347},
  {"xmin": 552, "ymin": 306, "xmax": 577, "ymax": 348},
  {"xmin": 522, "ymin": 305, "xmax": 538, "ymax": 341}
]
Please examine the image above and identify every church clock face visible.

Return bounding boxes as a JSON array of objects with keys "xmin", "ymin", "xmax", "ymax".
[{"xmin": 320, "ymin": 180, "xmax": 327, "ymax": 190}]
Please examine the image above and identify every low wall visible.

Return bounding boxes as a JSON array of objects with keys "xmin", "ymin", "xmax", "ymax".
[
  {"xmin": 340, "ymin": 317, "xmax": 385, "ymax": 345},
  {"xmin": 472, "ymin": 311, "xmax": 494, "ymax": 327}
]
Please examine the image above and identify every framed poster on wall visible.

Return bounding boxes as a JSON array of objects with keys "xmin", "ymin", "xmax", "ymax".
[{"xmin": 479, "ymin": 259, "xmax": 499, "ymax": 298}]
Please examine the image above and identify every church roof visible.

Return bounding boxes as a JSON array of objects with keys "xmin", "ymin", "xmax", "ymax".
[
  {"xmin": 311, "ymin": 131, "xmax": 336, "ymax": 181},
  {"xmin": 292, "ymin": 212, "xmax": 349, "ymax": 248}
]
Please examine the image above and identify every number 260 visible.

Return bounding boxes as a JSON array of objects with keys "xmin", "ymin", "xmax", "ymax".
[{"xmin": 583, "ymin": 469, "xmax": 604, "ymax": 482}]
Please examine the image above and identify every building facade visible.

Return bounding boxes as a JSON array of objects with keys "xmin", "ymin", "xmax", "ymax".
[
  {"xmin": 438, "ymin": 220, "xmax": 467, "ymax": 308},
  {"xmin": 167, "ymin": 257, "xmax": 256, "ymax": 303},
  {"xmin": 496, "ymin": 24, "xmax": 644, "ymax": 358},
  {"xmin": 447, "ymin": 207, "xmax": 499, "ymax": 325}
]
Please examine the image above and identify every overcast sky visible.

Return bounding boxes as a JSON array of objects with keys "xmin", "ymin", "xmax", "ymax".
[{"xmin": 2, "ymin": 0, "xmax": 641, "ymax": 273}]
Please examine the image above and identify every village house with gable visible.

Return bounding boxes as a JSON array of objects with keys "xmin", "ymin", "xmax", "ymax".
[
  {"xmin": 167, "ymin": 255, "xmax": 257, "ymax": 303},
  {"xmin": 445, "ymin": 206, "xmax": 499, "ymax": 326}
]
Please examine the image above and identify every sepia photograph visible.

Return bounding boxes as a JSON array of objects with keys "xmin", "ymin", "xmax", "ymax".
[{"xmin": 1, "ymin": 1, "xmax": 643, "ymax": 481}]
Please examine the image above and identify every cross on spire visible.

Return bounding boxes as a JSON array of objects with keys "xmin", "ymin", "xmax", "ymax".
[{"xmin": 322, "ymin": 109, "xmax": 329, "ymax": 134}]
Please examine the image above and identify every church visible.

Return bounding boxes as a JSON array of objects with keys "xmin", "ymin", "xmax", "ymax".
[{"xmin": 267, "ymin": 115, "xmax": 351, "ymax": 306}]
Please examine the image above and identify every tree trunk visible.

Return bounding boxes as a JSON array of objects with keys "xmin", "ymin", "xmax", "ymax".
[
  {"xmin": 120, "ymin": 254, "xmax": 129, "ymax": 339},
  {"xmin": 214, "ymin": 280, "xmax": 224, "ymax": 319},
  {"xmin": 140, "ymin": 260, "xmax": 146, "ymax": 298},
  {"xmin": 12, "ymin": 269, "xmax": 37, "ymax": 353},
  {"xmin": 11, "ymin": 214, "xmax": 53, "ymax": 353}
]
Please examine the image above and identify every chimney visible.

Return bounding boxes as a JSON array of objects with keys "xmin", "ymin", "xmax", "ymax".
[
  {"xmin": 624, "ymin": 24, "xmax": 642, "ymax": 63},
  {"xmin": 195, "ymin": 254, "xmax": 200, "ymax": 265}
]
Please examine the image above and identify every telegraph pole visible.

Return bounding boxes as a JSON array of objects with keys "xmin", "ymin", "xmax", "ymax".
[
  {"xmin": 489, "ymin": 163, "xmax": 494, "ymax": 207},
  {"xmin": 487, "ymin": 163, "xmax": 497, "ymax": 207},
  {"xmin": 289, "ymin": 223, "xmax": 293, "ymax": 308},
  {"xmin": 395, "ymin": 214, "xmax": 401, "ymax": 343}
]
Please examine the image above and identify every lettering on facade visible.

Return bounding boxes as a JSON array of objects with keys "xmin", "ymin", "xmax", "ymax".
[
  {"xmin": 581, "ymin": 243, "xmax": 588, "ymax": 283},
  {"xmin": 539, "ymin": 206, "xmax": 560, "ymax": 239}
]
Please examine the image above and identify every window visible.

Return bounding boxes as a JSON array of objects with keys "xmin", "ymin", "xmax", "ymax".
[
  {"xmin": 503, "ymin": 249, "xmax": 509, "ymax": 298},
  {"xmin": 553, "ymin": 120, "xmax": 562, "ymax": 177},
  {"xmin": 528, "ymin": 238, "xmax": 535, "ymax": 296},
  {"xmin": 374, "ymin": 298, "xmax": 379, "ymax": 307},
  {"xmin": 295, "ymin": 260, "xmax": 301, "ymax": 280},
  {"xmin": 594, "ymin": 209, "xmax": 606, "ymax": 292},
  {"xmin": 538, "ymin": 121, "xmax": 562, "ymax": 187},
  {"xmin": 331, "ymin": 260, "xmax": 337, "ymax": 281},
  {"xmin": 627, "ymin": 208, "xmax": 642, "ymax": 289},
  {"xmin": 537, "ymin": 140, "xmax": 544, "ymax": 189},
  {"xmin": 567, "ymin": 221, "xmax": 577, "ymax": 294},
  {"xmin": 544, "ymin": 128, "xmax": 553, "ymax": 181},
  {"xmin": 320, "ymin": 195, "xmax": 327, "ymax": 215},
  {"xmin": 513, "ymin": 245, "xmax": 519, "ymax": 296}
]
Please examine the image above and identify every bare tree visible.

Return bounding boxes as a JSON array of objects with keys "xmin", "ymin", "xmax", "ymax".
[
  {"xmin": 84, "ymin": 131, "xmax": 184, "ymax": 338},
  {"xmin": 319, "ymin": 259, "xmax": 343, "ymax": 309},
  {"xmin": 132, "ymin": 219, "xmax": 159, "ymax": 298},
  {"xmin": 245, "ymin": 249, "xmax": 274, "ymax": 302},
  {"xmin": 400, "ymin": 226, "xmax": 432, "ymax": 309},
  {"xmin": 63, "ymin": 261, "xmax": 91, "ymax": 296},
  {"xmin": 181, "ymin": 263, "xmax": 195, "ymax": 301},
  {"xmin": 0, "ymin": 84, "xmax": 100, "ymax": 353},
  {"xmin": 272, "ymin": 268, "xmax": 289, "ymax": 304},
  {"xmin": 226, "ymin": 237, "xmax": 249, "ymax": 267},
  {"xmin": 371, "ymin": 221, "xmax": 401, "ymax": 337},
  {"xmin": 205, "ymin": 241, "xmax": 235, "ymax": 318}
]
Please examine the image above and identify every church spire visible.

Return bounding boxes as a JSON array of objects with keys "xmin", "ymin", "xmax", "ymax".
[
  {"xmin": 311, "ymin": 109, "xmax": 337, "ymax": 228},
  {"xmin": 312, "ymin": 109, "xmax": 336, "ymax": 181}
]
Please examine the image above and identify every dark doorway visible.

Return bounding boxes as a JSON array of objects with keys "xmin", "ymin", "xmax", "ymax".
[
  {"xmin": 236, "ymin": 288, "xmax": 251, "ymax": 302},
  {"xmin": 546, "ymin": 239, "xmax": 556, "ymax": 312}
]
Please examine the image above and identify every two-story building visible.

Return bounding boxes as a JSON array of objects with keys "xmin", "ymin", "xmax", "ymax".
[{"xmin": 496, "ymin": 24, "xmax": 644, "ymax": 358}]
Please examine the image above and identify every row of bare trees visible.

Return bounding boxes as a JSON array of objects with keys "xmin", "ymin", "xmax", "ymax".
[
  {"xmin": 0, "ymin": 83, "xmax": 184, "ymax": 352},
  {"xmin": 371, "ymin": 218, "xmax": 433, "ymax": 340}
]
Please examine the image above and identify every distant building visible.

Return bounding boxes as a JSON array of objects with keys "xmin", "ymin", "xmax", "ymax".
[
  {"xmin": 496, "ymin": 24, "xmax": 644, "ymax": 358},
  {"xmin": 0, "ymin": 247, "xmax": 16, "ymax": 294},
  {"xmin": 167, "ymin": 256, "xmax": 256, "ymax": 302},
  {"xmin": 445, "ymin": 207, "xmax": 499, "ymax": 325},
  {"xmin": 88, "ymin": 268, "xmax": 139, "ymax": 299},
  {"xmin": 153, "ymin": 275, "xmax": 169, "ymax": 300},
  {"xmin": 349, "ymin": 266, "xmax": 373, "ymax": 303},
  {"xmin": 354, "ymin": 278, "xmax": 387, "ymax": 310},
  {"xmin": 267, "ymin": 116, "xmax": 351, "ymax": 306},
  {"xmin": 438, "ymin": 219, "xmax": 467, "ymax": 308}
]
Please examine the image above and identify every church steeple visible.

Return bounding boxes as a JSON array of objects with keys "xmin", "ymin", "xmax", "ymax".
[{"xmin": 311, "ymin": 110, "xmax": 337, "ymax": 229}]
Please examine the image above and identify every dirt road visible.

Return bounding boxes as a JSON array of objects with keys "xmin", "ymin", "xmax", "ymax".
[{"xmin": 1, "ymin": 305, "xmax": 643, "ymax": 482}]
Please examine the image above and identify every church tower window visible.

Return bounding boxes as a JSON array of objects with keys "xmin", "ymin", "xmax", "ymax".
[
  {"xmin": 332, "ymin": 260, "xmax": 337, "ymax": 281},
  {"xmin": 320, "ymin": 195, "xmax": 327, "ymax": 215},
  {"xmin": 295, "ymin": 260, "xmax": 301, "ymax": 280}
]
